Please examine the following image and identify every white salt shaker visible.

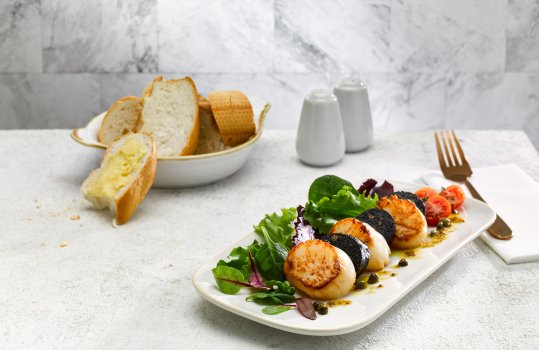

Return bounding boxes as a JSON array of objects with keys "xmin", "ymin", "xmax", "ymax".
[
  {"xmin": 296, "ymin": 89, "xmax": 345, "ymax": 167},
  {"xmin": 333, "ymin": 77, "xmax": 373, "ymax": 152}
]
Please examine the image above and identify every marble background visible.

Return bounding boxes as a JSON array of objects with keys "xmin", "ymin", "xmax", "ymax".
[{"xmin": 0, "ymin": 0, "xmax": 538, "ymax": 150}]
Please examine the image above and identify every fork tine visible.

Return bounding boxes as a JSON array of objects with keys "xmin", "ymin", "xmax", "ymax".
[
  {"xmin": 451, "ymin": 130, "xmax": 467, "ymax": 165},
  {"xmin": 445, "ymin": 130, "xmax": 461, "ymax": 165},
  {"xmin": 440, "ymin": 130, "xmax": 456, "ymax": 167},
  {"xmin": 434, "ymin": 132, "xmax": 447, "ymax": 170}
]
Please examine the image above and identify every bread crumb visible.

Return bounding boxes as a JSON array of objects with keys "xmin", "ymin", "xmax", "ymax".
[
  {"xmin": 168, "ymin": 263, "xmax": 174, "ymax": 267},
  {"xmin": 59, "ymin": 241, "xmax": 69, "ymax": 248},
  {"xmin": 70, "ymin": 215, "xmax": 80, "ymax": 221}
]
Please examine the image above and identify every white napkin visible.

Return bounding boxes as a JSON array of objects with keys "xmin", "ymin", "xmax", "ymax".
[{"xmin": 422, "ymin": 163, "xmax": 539, "ymax": 264}]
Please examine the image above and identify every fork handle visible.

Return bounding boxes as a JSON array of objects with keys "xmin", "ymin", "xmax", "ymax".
[{"xmin": 463, "ymin": 180, "xmax": 513, "ymax": 240}]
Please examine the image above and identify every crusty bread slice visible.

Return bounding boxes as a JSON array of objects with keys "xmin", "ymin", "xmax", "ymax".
[
  {"xmin": 98, "ymin": 96, "xmax": 142, "ymax": 145},
  {"xmin": 139, "ymin": 76, "xmax": 200, "ymax": 157},
  {"xmin": 81, "ymin": 133, "xmax": 157, "ymax": 225},
  {"xmin": 208, "ymin": 90, "xmax": 255, "ymax": 147},
  {"xmin": 195, "ymin": 96, "xmax": 228, "ymax": 154}
]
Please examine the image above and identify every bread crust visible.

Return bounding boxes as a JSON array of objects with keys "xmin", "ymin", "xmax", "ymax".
[
  {"xmin": 98, "ymin": 96, "xmax": 142, "ymax": 144},
  {"xmin": 139, "ymin": 76, "xmax": 200, "ymax": 157},
  {"xmin": 82, "ymin": 133, "xmax": 157, "ymax": 225},
  {"xmin": 114, "ymin": 133, "xmax": 157, "ymax": 224},
  {"xmin": 177, "ymin": 76, "xmax": 200, "ymax": 156},
  {"xmin": 208, "ymin": 90, "xmax": 255, "ymax": 147}
]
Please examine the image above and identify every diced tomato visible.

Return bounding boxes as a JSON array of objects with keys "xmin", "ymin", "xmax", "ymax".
[
  {"xmin": 440, "ymin": 185, "xmax": 466, "ymax": 209},
  {"xmin": 415, "ymin": 187, "xmax": 438, "ymax": 202},
  {"xmin": 425, "ymin": 195, "xmax": 452, "ymax": 226}
]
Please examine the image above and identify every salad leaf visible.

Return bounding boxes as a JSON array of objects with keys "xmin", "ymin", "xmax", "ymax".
[
  {"xmin": 246, "ymin": 280, "xmax": 296, "ymax": 305},
  {"xmin": 308, "ymin": 175, "xmax": 358, "ymax": 203},
  {"xmin": 303, "ymin": 186, "xmax": 378, "ymax": 234},
  {"xmin": 358, "ymin": 178, "xmax": 394, "ymax": 198},
  {"xmin": 254, "ymin": 208, "xmax": 296, "ymax": 250},
  {"xmin": 265, "ymin": 280, "xmax": 295, "ymax": 295},
  {"xmin": 216, "ymin": 240, "xmax": 260, "ymax": 277},
  {"xmin": 246, "ymin": 292, "xmax": 297, "ymax": 305},
  {"xmin": 248, "ymin": 252, "xmax": 266, "ymax": 289},
  {"xmin": 254, "ymin": 227, "xmax": 288, "ymax": 281},
  {"xmin": 262, "ymin": 305, "xmax": 293, "ymax": 315},
  {"xmin": 296, "ymin": 297, "xmax": 316, "ymax": 320},
  {"xmin": 212, "ymin": 266, "xmax": 245, "ymax": 295},
  {"xmin": 292, "ymin": 205, "xmax": 315, "ymax": 246}
]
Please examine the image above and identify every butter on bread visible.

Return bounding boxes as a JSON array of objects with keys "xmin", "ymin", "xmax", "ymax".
[
  {"xmin": 139, "ymin": 76, "xmax": 200, "ymax": 157},
  {"xmin": 195, "ymin": 96, "xmax": 228, "ymax": 154},
  {"xmin": 81, "ymin": 133, "xmax": 157, "ymax": 225},
  {"xmin": 208, "ymin": 90, "xmax": 255, "ymax": 147},
  {"xmin": 98, "ymin": 96, "xmax": 142, "ymax": 145}
]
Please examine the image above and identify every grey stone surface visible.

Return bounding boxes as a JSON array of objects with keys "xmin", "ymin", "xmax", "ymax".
[{"xmin": 0, "ymin": 129, "xmax": 537, "ymax": 349}]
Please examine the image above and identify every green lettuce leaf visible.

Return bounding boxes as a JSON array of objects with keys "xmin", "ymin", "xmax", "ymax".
[
  {"xmin": 216, "ymin": 240, "xmax": 260, "ymax": 277},
  {"xmin": 304, "ymin": 186, "xmax": 378, "ymax": 234},
  {"xmin": 254, "ymin": 227, "xmax": 288, "ymax": 281},
  {"xmin": 254, "ymin": 208, "xmax": 296, "ymax": 250}
]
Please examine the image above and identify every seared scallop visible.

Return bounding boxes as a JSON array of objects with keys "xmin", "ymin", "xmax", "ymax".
[
  {"xmin": 377, "ymin": 195, "xmax": 428, "ymax": 249},
  {"xmin": 330, "ymin": 218, "xmax": 391, "ymax": 272},
  {"xmin": 284, "ymin": 240, "xmax": 356, "ymax": 300}
]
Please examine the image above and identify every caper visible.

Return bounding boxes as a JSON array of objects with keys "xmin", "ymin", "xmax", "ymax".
[
  {"xmin": 318, "ymin": 305, "xmax": 329, "ymax": 315},
  {"xmin": 398, "ymin": 258, "xmax": 408, "ymax": 267},
  {"xmin": 430, "ymin": 230, "xmax": 438, "ymax": 236},
  {"xmin": 367, "ymin": 273, "xmax": 379, "ymax": 284},
  {"xmin": 354, "ymin": 279, "xmax": 367, "ymax": 290},
  {"xmin": 312, "ymin": 301, "xmax": 324, "ymax": 311},
  {"xmin": 441, "ymin": 218, "xmax": 451, "ymax": 228}
]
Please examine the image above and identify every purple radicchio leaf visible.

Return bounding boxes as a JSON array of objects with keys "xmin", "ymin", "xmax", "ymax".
[
  {"xmin": 373, "ymin": 180, "xmax": 394, "ymax": 198},
  {"xmin": 358, "ymin": 179, "xmax": 394, "ymax": 198},
  {"xmin": 248, "ymin": 252, "xmax": 267, "ymax": 288},
  {"xmin": 295, "ymin": 297, "xmax": 317, "ymax": 320},
  {"xmin": 358, "ymin": 178, "xmax": 377, "ymax": 196},
  {"xmin": 292, "ymin": 205, "xmax": 316, "ymax": 246}
]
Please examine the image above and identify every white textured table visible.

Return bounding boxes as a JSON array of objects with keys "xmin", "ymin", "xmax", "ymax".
[{"xmin": 1, "ymin": 130, "xmax": 538, "ymax": 350}]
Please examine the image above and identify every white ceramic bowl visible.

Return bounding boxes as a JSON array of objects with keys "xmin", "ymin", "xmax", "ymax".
[{"xmin": 71, "ymin": 95, "xmax": 270, "ymax": 188}]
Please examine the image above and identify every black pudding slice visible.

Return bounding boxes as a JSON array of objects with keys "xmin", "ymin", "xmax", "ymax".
[
  {"xmin": 357, "ymin": 208, "xmax": 396, "ymax": 245},
  {"xmin": 320, "ymin": 234, "xmax": 370, "ymax": 276},
  {"xmin": 392, "ymin": 191, "xmax": 426, "ymax": 216}
]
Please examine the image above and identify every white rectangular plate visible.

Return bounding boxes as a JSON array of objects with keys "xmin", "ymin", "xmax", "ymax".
[{"xmin": 192, "ymin": 181, "xmax": 496, "ymax": 336}]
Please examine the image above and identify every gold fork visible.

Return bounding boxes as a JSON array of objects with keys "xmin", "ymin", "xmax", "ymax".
[{"xmin": 434, "ymin": 130, "xmax": 512, "ymax": 240}]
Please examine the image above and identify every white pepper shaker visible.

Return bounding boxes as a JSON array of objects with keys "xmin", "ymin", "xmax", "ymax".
[
  {"xmin": 296, "ymin": 89, "xmax": 345, "ymax": 167},
  {"xmin": 333, "ymin": 77, "xmax": 373, "ymax": 152}
]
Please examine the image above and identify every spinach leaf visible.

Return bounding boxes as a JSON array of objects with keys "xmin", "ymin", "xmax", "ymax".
[
  {"xmin": 264, "ymin": 280, "xmax": 295, "ymax": 295},
  {"xmin": 246, "ymin": 292, "xmax": 297, "ymax": 304},
  {"xmin": 262, "ymin": 305, "xmax": 292, "ymax": 315},
  {"xmin": 308, "ymin": 175, "xmax": 358, "ymax": 203},
  {"xmin": 254, "ymin": 227, "xmax": 288, "ymax": 281},
  {"xmin": 254, "ymin": 208, "xmax": 296, "ymax": 250},
  {"xmin": 246, "ymin": 280, "xmax": 296, "ymax": 305},
  {"xmin": 216, "ymin": 240, "xmax": 260, "ymax": 277},
  {"xmin": 212, "ymin": 266, "xmax": 245, "ymax": 295},
  {"xmin": 304, "ymin": 186, "xmax": 378, "ymax": 234}
]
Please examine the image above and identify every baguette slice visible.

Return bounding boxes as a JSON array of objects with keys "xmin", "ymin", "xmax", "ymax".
[
  {"xmin": 98, "ymin": 96, "xmax": 142, "ymax": 145},
  {"xmin": 139, "ymin": 76, "xmax": 200, "ymax": 157},
  {"xmin": 208, "ymin": 90, "xmax": 255, "ymax": 147},
  {"xmin": 81, "ymin": 133, "xmax": 157, "ymax": 225},
  {"xmin": 195, "ymin": 96, "xmax": 228, "ymax": 154}
]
